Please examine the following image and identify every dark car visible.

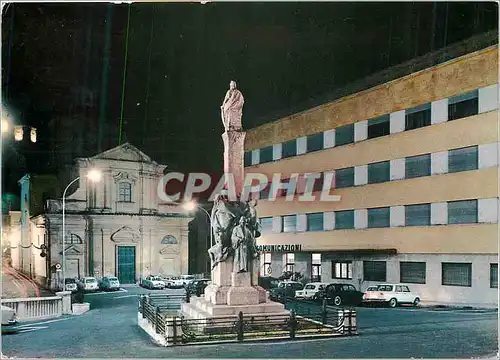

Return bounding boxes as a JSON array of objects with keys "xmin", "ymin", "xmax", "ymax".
[
  {"xmin": 186, "ymin": 279, "xmax": 210, "ymax": 297},
  {"xmin": 258, "ymin": 276, "xmax": 280, "ymax": 290},
  {"xmin": 269, "ymin": 281, "xmax": 304, "ymax": 302},
  {"xmin": 317, "ymin": 283, "xmax": 364, "ymax": 306}
]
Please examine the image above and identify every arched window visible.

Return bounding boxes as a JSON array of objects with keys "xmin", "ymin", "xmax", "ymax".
[
  {"xmin": 161, "ymin": 235, "xmax": 178, "ymax": 244},
  {"xmin": 65, "ymin": 233, "xmax": 83, "ymax": 244},
  {"xmin": 118, "ymin": 182, "xmax": 132, "ymax": 202}
]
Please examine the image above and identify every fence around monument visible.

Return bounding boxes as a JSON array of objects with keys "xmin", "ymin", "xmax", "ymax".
[{"xmin": 137, "ymin": 293, "xmax": 357, "ymax": 346}]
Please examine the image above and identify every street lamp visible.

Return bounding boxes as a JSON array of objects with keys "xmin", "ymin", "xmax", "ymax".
[
  {"xmin": 183, "ymin": 200, "xmax": 213, "ymax": 247},
  {"xmin": 1, "ymin": 118, "xmax": 9, "ymax": 134},
  {"xmin": 62, "ymin": 169, "xmax": 101, "ymax": 290}
]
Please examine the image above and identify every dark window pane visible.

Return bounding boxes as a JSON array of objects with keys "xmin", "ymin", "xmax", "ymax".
[
  {"xmin": 260, "ymin": 217, "xmax": 274, "ymax": 234},
  {"xmin": 332, "ymin": 261, "xmax": 353, "ymax": 279},
  {"xmin": 448, "ymin": 146, "xmax": 478, "ymax": 173},
  {"xmin": 405, "ymin": 154, "xmax": 431, "ymax": 179},
  {"xmin": 363, "ymin": 261, "xmax": 387, "ymax": 281},
  {"xmin": 312, "ymin": 173, "xmax": 324, "ymax": 192},
  {"xmin": 405, "ymin": 204, "xmax": 431, "ymax": 226},
  {"xmin": 368, "ymin": 161, "xmax": 390, "ymax": 184},
  {"xmin": 368, "ymin": 207, "xmax": 390, "ymax": 228},
  {"xmin": 490, "ymin": 264, "xmax": 498, "ymax": 288},
  {"xmin": 335, "ymin": 124, "xmax": 354, "ymax": 146},
  {"xmin": 260, "ymin": 183, "xmax": 271, "ymax": 200},
  {"xmin": 448, "ymin": 200, "xmax": 477, "ymax": 224},
  {"xmin": 406, "ymin": 103, "xmax": 431, "ymax": 130},
  {"xmin": 400, "ymin": 262, "xmax": 426, "ymax": 284},
  {"xmin": 283, "ymin": 215, "xmax": 296, "ymax": 232},
  {"xmin": 449, "ymin": 90, "xmax": 479, "ymax": 121},
  {"xmin": 307, "ymin": 212, "xmax": 323, "ymax": 231},
  {"xmin": 244, "ymin": 152, "xmax": 252, "ymax": 167},
  {"xmin": 260, "ymin": 146, "xmax": 273, "ymax": 164},
  {"xmin": 368, "ymin": 115, "xmax": 390, "ymax": 139},
  {"xmin": 442, "ymin": 263, "xmax": 472, "ymax": 287},
  {"xmin": 282, "ymin": 139, "xmax": 297, "ymax": 158},
  {"xmin": 335, "ymin": 210, "xmax": 354, "ymax": 229},
  {"xmin": 335, "ymin": 167, "xmax": 354, "ymax": 188},
  {"xmin": 307, "ymin": 133, "xmax": 324, "ymax": 153}
]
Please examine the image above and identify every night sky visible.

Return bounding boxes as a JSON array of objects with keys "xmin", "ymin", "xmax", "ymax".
[{"xmin": 1, "ymin": 2, "xmax": 498, "ymax": 192}]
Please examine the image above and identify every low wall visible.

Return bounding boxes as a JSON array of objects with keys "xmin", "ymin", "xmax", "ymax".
[{"xmin": 2, "ymin": 291, "xmax": 72, "ymax": 322}]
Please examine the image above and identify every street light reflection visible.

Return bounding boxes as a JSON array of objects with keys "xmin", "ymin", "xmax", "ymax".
[
  {"xmin": 86, "ymin": 169, "xmax": 102, "ymax": 182},
  {"xmin": 1, "ymin": 118, "xmax": 8, "ymax": 134},
  {"xmin": 182, "ymin": 200, "xmax": 197, "ymax": 212}
]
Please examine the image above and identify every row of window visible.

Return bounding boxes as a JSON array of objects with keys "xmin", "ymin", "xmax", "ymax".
[
  {"xmin": 257, "ymin": 145, "xmax": 479, "ymax": 199},
  {"xmin": 331, "ymin": 260, "xmax": 498, "ymax": 288},
  {"xmin": 260, "ymin": 199, "xmax": 480, "ymax": 233},
  {"xmin": 245, "ymin": 90, "xmax": 481, "ymax": 166}
]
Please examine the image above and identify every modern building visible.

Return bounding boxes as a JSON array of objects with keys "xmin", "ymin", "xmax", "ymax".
[
  {"xmin": 10, "ymin": 143, "xmax": 193, "ymax": 289},
  {"xmin": 244, "ymin": 45, "xmax": 499, "ymax": 306}
]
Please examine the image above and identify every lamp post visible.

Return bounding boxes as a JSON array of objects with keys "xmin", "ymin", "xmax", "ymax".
[
  {"xmin": 183, "ymin": 201, "xmax": 213, "ymax": 248},
  {"xmin": 62, "ymin": 169, "xmax": 101, "ymax": 290}
]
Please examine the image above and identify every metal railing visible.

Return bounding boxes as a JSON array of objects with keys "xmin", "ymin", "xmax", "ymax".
[
  {"xmin": 138, "ymin": 293, "xmax": 357, "ymax": 346},
  {"xmin": 2, "ymin": 296, "xmax": 63, "ymax": 322}
]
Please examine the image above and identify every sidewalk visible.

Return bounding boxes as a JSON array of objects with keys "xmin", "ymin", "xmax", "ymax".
[
  {"xmin": 420, "ymin": 300, "xmax": 498, "ymax": 311},
  {"xmin": 1, "ymin": 265, "xmax": 54, "ymax": 298}
]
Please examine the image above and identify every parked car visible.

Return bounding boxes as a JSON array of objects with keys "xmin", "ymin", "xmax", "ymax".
[
  {"xmin": 269, "ymin": 281, "xmax": 303, "ymax": 302},
  {"xmin": 141, "ymin": 275, "xmax": 166, "ymax": 290},
  {"xmin": 64, "ymin": 278, "xmax": 78, "ymax": 292},
  {"xmin": 317, "ymin": 283, "xmax": 364, "ymax": 306},
  {"xmin": 186, "ymin": 279, "xmax": 210, "ymax": 296},
  {"xmin": 78, "ymin": 277, "xmax": 99, "ymax": 292},
  {"xmin": 1, "ymin": 305, "xmax": 17, "ymax": 330},
  {"xmin": 258, "ymin": 276, "xmax": 280, "ymax": 290},
  {"xmin": 171, "ymin": 275, "xmax": 195, "ymax": 288},
  {"xmin": 363, "ymin": 284, "xmax": 420, "ymax": 308},
  {"xmin": 295, "ymin": 282, "xmax": 328, "ymax": 300},
  {"xmin": 99, "ymin": 276, "xmax": 121, "ymax": 291},
  {"xmin": 160, "ymin": 276, "xmax": 176, "ymax": 288}
]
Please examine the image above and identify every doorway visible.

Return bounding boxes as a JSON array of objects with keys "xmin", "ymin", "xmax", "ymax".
[{"xmin": 116, "ymin": 246, "xmax": 136, "ymax": 284}]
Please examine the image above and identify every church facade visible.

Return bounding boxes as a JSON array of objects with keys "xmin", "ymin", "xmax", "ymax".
[{"xmin": 11, "ymin": 143, "xmax": 193, "ymax": 290}]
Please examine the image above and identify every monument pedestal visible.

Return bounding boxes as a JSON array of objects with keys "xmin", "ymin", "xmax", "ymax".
[{"xmin": 181, "ymin": 258, "xmax": 288, "ymax": 322}]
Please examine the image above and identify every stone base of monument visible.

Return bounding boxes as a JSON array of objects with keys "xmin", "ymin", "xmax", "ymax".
[{"xmin": 180, "ymin": 265, "xmax": 289, "ymax": 332}]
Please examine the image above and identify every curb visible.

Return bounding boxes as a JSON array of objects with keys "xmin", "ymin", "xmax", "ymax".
[{"xmin": 420, "ymin": 304, "xmax": 498, "ymax": 311}]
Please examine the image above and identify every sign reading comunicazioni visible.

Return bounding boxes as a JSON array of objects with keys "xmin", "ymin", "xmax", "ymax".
[{"xmin": 256, "ymin": 244, "xmax": 303, "ymax": 252}]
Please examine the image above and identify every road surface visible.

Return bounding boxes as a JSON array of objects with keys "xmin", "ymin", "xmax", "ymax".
[{"xmin": 2, "ymin": 286, "xmax": 497, "ymax": 358}]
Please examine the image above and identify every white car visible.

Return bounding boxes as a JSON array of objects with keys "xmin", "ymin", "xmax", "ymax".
[
  {"xmin": 161, "ymin": 276, "xmax": 176, "ymax": 288},
  {"xmin": 141, "ymin": 276, "xmax": 166, "ymax": 290},
  {"xmin": 78, "ymin": 277, "xmax": 99, "ymax": 292},
  {"xmin": 1, "ymin": 305, "xmax": 17, "ymax": 328},
  {"xmin": 295, "ymin": 282, "xmax": 328, "ymax": 300},
  {"xmin": 363, "ymin": 284, "xmax": 420, "ymax": 308},
  {"xmin": 171, "ymin": 275, "xmax": 195, "ymax": 288}
]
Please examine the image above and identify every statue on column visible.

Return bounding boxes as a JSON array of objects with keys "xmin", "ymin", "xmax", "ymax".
[{"xmin": 221, "ymin": 81, "xmax": 244, "ymax": 132}]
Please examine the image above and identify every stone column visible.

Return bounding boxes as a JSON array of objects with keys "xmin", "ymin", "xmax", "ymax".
[{"xmin": 222, "ymin": 131, "xmax": 246, "ymax": 196}]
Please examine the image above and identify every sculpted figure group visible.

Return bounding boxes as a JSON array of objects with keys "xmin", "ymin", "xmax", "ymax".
[{"xmin": 208, "ymin": 194, "xmax": 261, "ymax": 273}]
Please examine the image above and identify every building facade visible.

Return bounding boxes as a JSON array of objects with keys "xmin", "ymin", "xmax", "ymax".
[
  {"xmin": 244, "ymin": 45, "xmax": 499, "ymax": 306},
  {"xmin": 10, "ymin": 143, "xmax": 193, "ymax": 289}
]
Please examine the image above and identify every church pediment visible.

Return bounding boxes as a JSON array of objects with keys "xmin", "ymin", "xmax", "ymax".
[
  {"xmin": 59, "ymin": 245, "xmax": 82, "ymax": 256},
  {"xmin": 159, "ymin": 245, "xmax": 180, "ymax": 255},
  {"xmin": 91, "ymin": 143, "xmax": 152, "ymax": 163},
  {"xmin": 110, "ymin": 226, "xmax": 140, "ymax": 243},
  {"xmin": 113, "ymin": 171, "xmax": 138, "ymax": 184}
]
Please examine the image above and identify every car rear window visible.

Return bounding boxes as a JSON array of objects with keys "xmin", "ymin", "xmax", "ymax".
[
  {"xmin": 86, "ymin": 279, "xmax": 96, "ymax": 283},
  {"xmin": 109, "ymin": 277, "xmax": 118, "ymax": 281},
  {"xmin": 65, "ymin": 279, "xmax": 76, "ymax": 284},
  {"xmin": 366, "ymin": 286, "xmax": 377, "ymax": 291},
  {"xmin": 305, "ymin": 285, "xmax": 315, "ymax": 289},
  {"xmin": 377, "ymin": 285, "xmax": 393, "ymax": 291}
]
